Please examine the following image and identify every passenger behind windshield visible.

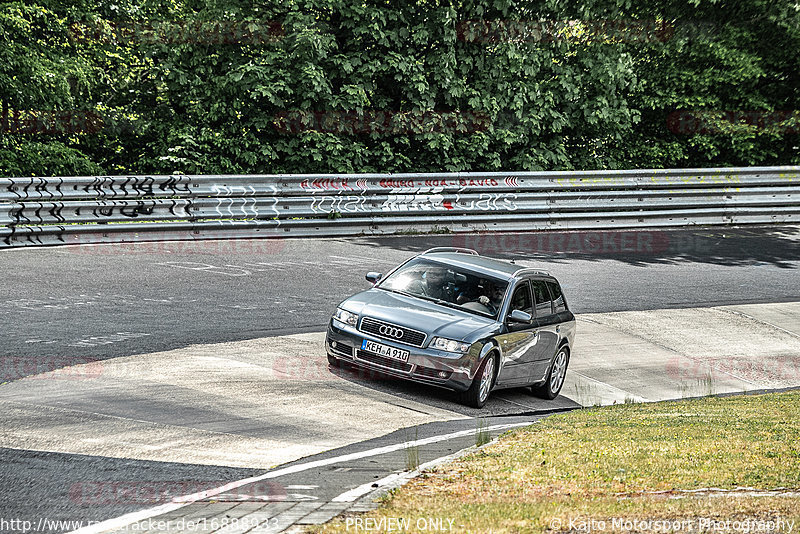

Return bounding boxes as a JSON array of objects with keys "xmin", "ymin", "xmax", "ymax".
[{"xmin": 378, "ymin": 259, "xmax": 507, "ymax": 319}]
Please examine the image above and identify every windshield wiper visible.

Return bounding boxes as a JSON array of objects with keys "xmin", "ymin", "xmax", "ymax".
[
  {"xmin": 414, "ymin": 294, "xmax": 463, "ymax": 310},
  {"xmin": 379, "ymin": 287, "xmax": 451, "ymax": 306},
  {"xmin": 377, "ymin": 286, "xmax": 417, "ymax": 299}
]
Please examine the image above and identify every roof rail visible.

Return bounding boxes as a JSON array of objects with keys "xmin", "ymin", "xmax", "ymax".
[
  {"xmin": 513, "ymin": 267, "xmax": 551, "ymax": 277},
  {"xmin": 421, "ymin": 247, "xmax": 479, "ymax": 256}
]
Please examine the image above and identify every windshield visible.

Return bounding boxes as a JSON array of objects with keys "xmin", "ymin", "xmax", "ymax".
[{"xmin": 378, "ymin": 258, "xmax": 509, "ymax": 319}]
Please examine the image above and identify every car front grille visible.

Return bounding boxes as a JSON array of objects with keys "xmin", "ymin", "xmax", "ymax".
[
  {"xmin": 356, "ymin": 349, "xmax": 413, "ymax": 373},
  {"xmin": 359, "ymin": 317, "xmax": 426, "ymax": 347}
]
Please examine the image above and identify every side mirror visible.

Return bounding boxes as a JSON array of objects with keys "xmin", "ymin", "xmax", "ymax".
[
  {"xmin": 509, "ymin": 309, "xmax": 532, "ymax": 323},
  {"xmin": 366, "ymin": 272, "xmax": 383, "ymax": 285}
]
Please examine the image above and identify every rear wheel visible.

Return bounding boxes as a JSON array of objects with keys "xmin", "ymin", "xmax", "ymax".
[
  {"xmin": 460, "ymin": 354, "xmax": 496, "ymax": 408},
  {"xmin": 532, "ymin": 346, "xmax": 569, "ymax": 399}
]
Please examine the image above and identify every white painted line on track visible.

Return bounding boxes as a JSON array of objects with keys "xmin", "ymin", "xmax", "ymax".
[
  {"xmin": 67, "ymin": 420, "xmax": 536, "ymax": 534},
  {"xmin": 332, "ymin": 445, "xmax": 472, "ymax": 503},
  {"xmin": 332, "ymin": 420, "xmax": 530, "ymax": 504}
]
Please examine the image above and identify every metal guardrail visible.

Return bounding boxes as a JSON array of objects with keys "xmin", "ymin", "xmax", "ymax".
[{"xmin": 1, "ymin": 166, "xmax": 799, "ymax": 248}]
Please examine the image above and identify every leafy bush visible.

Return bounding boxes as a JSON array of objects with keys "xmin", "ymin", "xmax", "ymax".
[{"xmin": 1, "ymin": 0, "xmax": 798, "ymax": 177}]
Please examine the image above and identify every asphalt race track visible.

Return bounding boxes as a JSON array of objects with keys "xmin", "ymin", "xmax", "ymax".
[
  {"xmin": 3, "ymin": 226, "xmax": 799, "ymax": 368},
  {"xmin": 1, "ymin": 225, "xmax": 799, "ymax": 532}
]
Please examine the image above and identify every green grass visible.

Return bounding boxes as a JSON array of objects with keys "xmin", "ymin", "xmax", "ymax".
[
  {"xmin": 404, "ymin": 426, "xmax": 420, "ymax": 471},
  {"xmin": 475, "ymin": 418, "xmax": 491, "ymax": 447},
  {"xmin": 315, "ymin": 391, "xmax": 800, "ymax": 533}
]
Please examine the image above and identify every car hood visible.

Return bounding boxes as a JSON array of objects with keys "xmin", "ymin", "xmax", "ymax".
[{"xmin": 339, "ymin": 288, "xmax": 498, "ymax": 342}]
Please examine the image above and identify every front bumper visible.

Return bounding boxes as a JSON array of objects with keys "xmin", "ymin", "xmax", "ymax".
[{"xmin": 325, "ymin": 319, "xmax": 480, "ymax": 392}]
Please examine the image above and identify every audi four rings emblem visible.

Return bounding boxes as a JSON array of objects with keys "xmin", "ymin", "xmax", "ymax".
[{"xmin": 379, "ymin": 325, "xmax": 405, "ymax": 339}]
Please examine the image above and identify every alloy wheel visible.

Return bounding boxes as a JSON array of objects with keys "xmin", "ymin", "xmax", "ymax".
[
  {"xmin": 479, "ymin": 356, "xmax": 495, "ymax": 402},
  {"xmin": 550, "ymin": 349, "xmax": 567, "ymax": 395}
]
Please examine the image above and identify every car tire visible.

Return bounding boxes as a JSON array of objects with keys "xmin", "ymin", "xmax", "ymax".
[
  {"xmin": 532, "ymin": 346, "xmax": 569, "ymax": 400},
  {"xmin": 460, "ymin": 353, "xmax": 497, "ymax": 409},
  {"xmin": 327, "ymin": 353, "xmax": 341, "ymax": 368}
]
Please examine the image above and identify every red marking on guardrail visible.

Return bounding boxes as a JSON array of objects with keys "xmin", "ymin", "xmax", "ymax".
[
  {"xmin": 379, "ymin": 179, "xmax": 416, "ymax": 189},
  {"xmin": 300, "ymin": 178, "xmax": 353, "ymax": 191},
  {"xmin": 459, "ymin": 179, "xmax": 499, "ymax": 187}
]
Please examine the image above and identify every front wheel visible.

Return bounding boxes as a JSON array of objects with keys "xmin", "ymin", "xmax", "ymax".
[
  {"xmin": 459, "ymin": 354, "xmax": 496, "ymax": 409},
  {"xmin": 532, "ymin": 347, "xmax": 569, "ymax": 400}
]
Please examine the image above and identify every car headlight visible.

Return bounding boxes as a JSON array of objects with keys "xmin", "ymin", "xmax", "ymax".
[
  {"xmin": 333, "ymin": 308, "xmax": 358, "ymax": 327},
  {"xmin": 431, "ymin": 337, "xmax": 471, "ymax": 353}
]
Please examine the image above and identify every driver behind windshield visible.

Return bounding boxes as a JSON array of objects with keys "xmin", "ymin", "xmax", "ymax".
[
  {"xmin": 478, "ymin": 280, "xmax": 505, "ymax": 315},
  {"xmin": 420, "ymin": 268, "xmax": 456, "ymax": 302},
  {"xmin": 381, "ymin": 260, "xmax": 504, "ymax": 316}
]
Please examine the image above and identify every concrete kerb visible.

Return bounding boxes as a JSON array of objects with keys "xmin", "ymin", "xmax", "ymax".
[
  {"xmin": 305, "ymin": 386, "xmax": 800, "ymax": 531},
  {"xmin": 329, "ymin": 423, "xmax": 522, "ymax": 521},
  {"xmin": 64, "ymin": 420, "xmax": 538, "ymax": 534}
]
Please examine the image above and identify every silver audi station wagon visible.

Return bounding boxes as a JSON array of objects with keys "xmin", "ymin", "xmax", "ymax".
[{"xmin": 325, "ymin": 248, "xmax": 576, "ymax": 408}]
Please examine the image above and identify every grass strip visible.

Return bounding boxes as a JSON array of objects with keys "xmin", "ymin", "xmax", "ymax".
[{"xmin": 316, "ymin": 391, "xmax": 800, "ymax": 533}]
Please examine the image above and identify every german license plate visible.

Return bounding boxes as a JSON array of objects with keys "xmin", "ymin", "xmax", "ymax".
[{"xmin": 361, "ymin": 340, "xmax": 410, "ymax": 362}]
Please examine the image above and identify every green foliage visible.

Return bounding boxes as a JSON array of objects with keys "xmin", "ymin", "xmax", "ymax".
[
  {"xmin": 0, "ymin": 136, "xmax": 102, "ymax": 176},
  {"xmin": 614, "ymin": 0, "xmax": 800, "ymax": 168},
  {"xmin": 1, "ymin": 0, "xmax": 798, "ymax": 177}
]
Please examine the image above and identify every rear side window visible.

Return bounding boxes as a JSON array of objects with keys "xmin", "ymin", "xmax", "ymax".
[
  {"xmin": 546, "ymin": 281, "xmax": 567, "ymax": 313},
  {"xmin": 531, "ymin": 280, "xmax": 553, "ymax": 317}
]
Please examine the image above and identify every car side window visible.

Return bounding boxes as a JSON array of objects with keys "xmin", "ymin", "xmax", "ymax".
[
  {"xmin": 509, "ymin": 281, "xmax": 533, "ymax": 317},
  {"xmin": 531, "ymin": 280, "xmax": 553, "ymax": 317},
  {"xmin": 546, "ymin": 281, "xmax": 567, "ymax": 313}
]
